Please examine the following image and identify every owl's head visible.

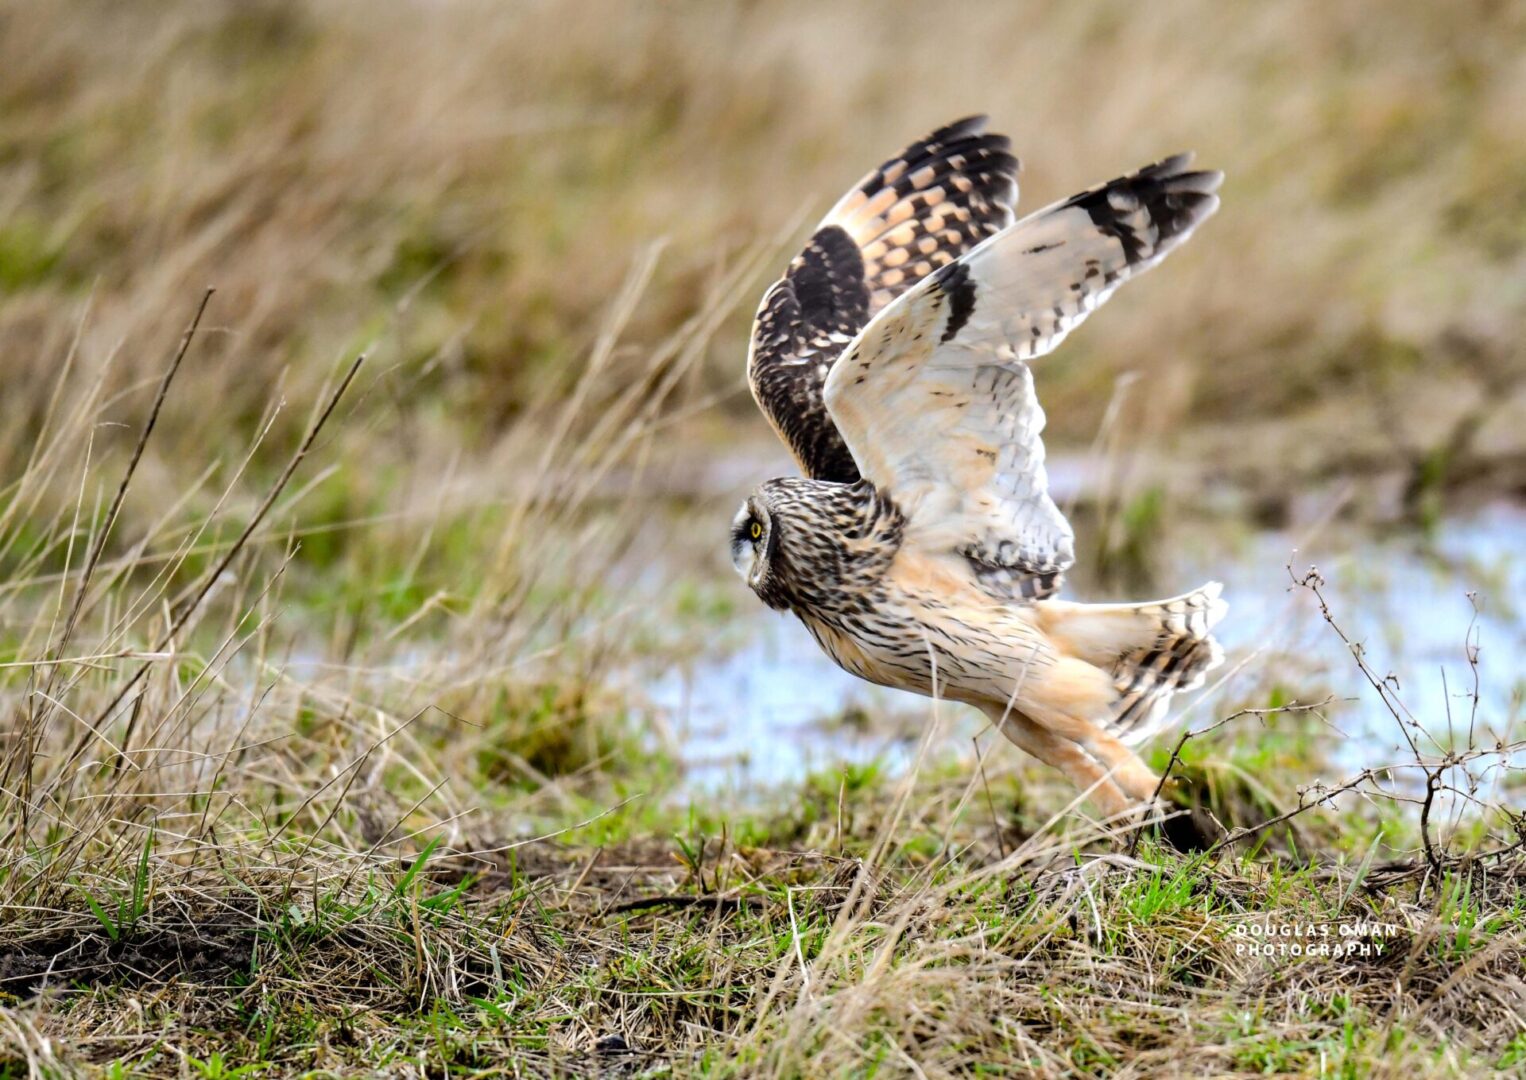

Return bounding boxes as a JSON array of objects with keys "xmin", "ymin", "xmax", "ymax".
[
  {"xmin": 730, "ymin": 478, "xmax": 882, "ymax": 612},
  {"xmin": 730, "ymin": 493, "xmax": 786, "ymax": 609}
]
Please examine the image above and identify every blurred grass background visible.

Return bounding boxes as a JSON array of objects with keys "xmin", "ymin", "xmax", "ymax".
[{"xmin": 3, "ymin": 0, "xmax": 1523, "ymax": 521}]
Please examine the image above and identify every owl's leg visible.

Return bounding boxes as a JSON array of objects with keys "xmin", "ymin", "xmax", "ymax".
[
  {"xmin": 1071, "ymin": 728, "xmax": 1163, "ymax": 804},
  {"xmin": 1028, "ymin": 712, "xmax": 1162, "ymax": 806},
  {"xmin": 1007, "ymin": 657, "xmax": 1164, "ymax": 805},
  {"xmin": 983, "ymin": 706, "xmax": 1134, "ymax": 821}
]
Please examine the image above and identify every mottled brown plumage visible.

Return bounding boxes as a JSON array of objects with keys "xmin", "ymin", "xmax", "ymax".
[
  {"xmin": 734, "ymin": 118, "xmax": 1228, "ymax": 823},
  {"xmin": 748, "ymin": 117, "xmax": 1018, "ymax": 484}
]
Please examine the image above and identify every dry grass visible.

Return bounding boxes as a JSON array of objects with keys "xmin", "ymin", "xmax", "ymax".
[{"xmin": 2, "ymin": 1, "xmax": 1525, "ymax": 1077}]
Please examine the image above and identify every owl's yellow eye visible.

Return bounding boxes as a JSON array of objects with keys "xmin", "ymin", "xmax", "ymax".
[{"xmin": 749, "ymin": 521, "xmax": 763, "ymax": 540}]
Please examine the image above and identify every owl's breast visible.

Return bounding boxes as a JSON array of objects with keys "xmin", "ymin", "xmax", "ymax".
[
  {"xmin": 794, "ymin": 550, "xmax": 1052, "ymax": 706},
  {"xmin": 799, "ymin": 613, "xmax": 881, "ymax": 682}
]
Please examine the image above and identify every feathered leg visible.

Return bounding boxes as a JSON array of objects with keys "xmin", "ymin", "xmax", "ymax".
[
  {"xmin": 1000, "ymin": 655, "xmax": 1164, "ymax": 803},
  {"xmin": 981, "ymin": 704, "xmax": 1135, "ymax": 820}
]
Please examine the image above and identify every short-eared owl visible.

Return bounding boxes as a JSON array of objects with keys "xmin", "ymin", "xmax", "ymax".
[{"xmin": 732, "ymin": 116, "xmax": 1227, "ymax": 822}]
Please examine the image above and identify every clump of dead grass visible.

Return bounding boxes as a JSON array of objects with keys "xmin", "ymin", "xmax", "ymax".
[{"xmin": 0, "ymin": 260, "xmax": 744, "ymax": 1072}]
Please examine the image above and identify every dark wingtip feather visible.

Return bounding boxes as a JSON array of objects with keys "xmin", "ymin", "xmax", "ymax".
[{"xmin": 1065, "ymin": 154, "xmax": 1224, "ymax": 266}]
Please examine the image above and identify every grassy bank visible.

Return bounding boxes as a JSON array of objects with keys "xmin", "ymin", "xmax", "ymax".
[{"xmin": 5, "ymin": 670, "xmax": 1526, "ymax": 1076}]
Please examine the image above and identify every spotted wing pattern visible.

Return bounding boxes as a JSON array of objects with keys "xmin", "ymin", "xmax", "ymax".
[
  {"xmin": 823, "ymin": 155, "xmax": 1223, "ymax": 600},
  {"xmin": 747, "ymin": 116, "xmax": 1019, "ymax": 483}
]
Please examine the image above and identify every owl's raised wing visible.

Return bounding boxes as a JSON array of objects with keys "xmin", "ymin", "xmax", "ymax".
[
  {"xmin": 822, "ymin": 155, "xmax": 1222, "ymax": 600},
  {"xmin": 748, "ymin": 116, "xmax": 1018, "ymax": 483}
]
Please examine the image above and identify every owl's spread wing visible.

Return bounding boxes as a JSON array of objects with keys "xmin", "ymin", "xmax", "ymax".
[
  {"xmin": 823, "ymin": 155, "xmax": 1223, "ymax": 600},
  {"xmin": 747, "ymin": 116, "xmax": 1019, "ymax": 482}
]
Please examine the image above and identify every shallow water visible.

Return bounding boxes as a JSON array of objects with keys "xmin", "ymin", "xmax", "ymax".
[{"xmin": 641, "ymin": 501, "xmax": 1525, "ymax": 792}]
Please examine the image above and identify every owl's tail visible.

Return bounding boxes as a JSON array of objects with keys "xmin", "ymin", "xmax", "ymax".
[{"xmin": 1038, "ymin": 582, "xmax": 1228, "ymax": 745}]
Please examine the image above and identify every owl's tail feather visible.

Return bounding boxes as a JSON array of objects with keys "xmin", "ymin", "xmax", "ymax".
[{"xmin": 1039, "ymin": 582, "xmax": 1227, "ymax": 745}]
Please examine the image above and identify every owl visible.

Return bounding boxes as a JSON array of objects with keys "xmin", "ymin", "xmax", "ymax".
[{"xmin": 731, "ymin": 116, "xmax": 1227, "ymax": 823}]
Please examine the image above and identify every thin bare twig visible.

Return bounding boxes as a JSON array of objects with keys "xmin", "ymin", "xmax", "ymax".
[{"xmin": 55, "ymin": 355, "xmax": 365, "ymax": 773}]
